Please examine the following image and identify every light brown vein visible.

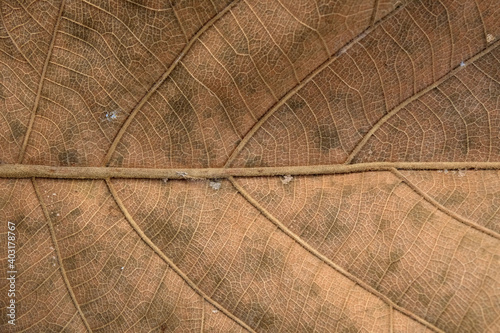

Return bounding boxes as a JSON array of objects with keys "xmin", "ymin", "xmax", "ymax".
[
  {"xmin": 32, "ymin": 177, "xmax": 92, "ymax": 332},
  {"xmin": 390, "ymin": 168, "xmax": 500, "ymax": 240},
  {"xmin": 103, "ymin": 0, "xmax": 240, "ymax": 166},
  {"xmin": 345, "ymin": 39, "xmax": 500, "ymax": 164},
  {"xmin": 18, "ymin": 0, "xmax": 66, "ymax": 163},
  {"xmin": 105, "ymin": 178, "xmax": 255, "ymax": 333},
  {"xmin": 370, "ymin": 0, "xmax": 380, "ymax": 26},
  {"xmin": 224, "ymin": 4, "xmax": 404, "ymax": 168},
  {"xmin": 229, "ymin": 176, "xmax": 445, "ymax": 333}
]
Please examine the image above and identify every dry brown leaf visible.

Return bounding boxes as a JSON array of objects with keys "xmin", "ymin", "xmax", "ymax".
[{"xmin": 1, "ymin": 0, "xmax": 499, "ymax": 332}]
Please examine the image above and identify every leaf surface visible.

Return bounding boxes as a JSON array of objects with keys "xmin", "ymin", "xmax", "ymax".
[{"xmin": 1, "ymin": 0, "xmax": 500, "ymax": 332}]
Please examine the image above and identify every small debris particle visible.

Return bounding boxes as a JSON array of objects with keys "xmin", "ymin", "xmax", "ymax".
[
  {"xmin": 121, "ymin": 267, "xmax": 124, "ymax": 270},
  {"xmin": 50, "ymin": 246, "xmax": 54, "ymax": 250},
  {"xmin": 56, "ymin": 213, "xmax": 60, "ymax": 216},
  {"xmin": 437, "ymin": 170, "xmax": 442, "ymax": 173},
  {"xmin": 281, "ymin": 175, "xmax": 293, "ymax": 185},
  {"xmin": 105, "ymin": 110, "xmax": 119, "ymax": 121},
  {"xmin": 52, "ymin": 193, "xmax": 56, "ymax": 195},
  {"xmin": 176, "ymin": 171, "xmax": 188, "ymax": 178},
  {"xmin": 487, "ymin": 33, "xmax": 495, "ymax": 43},
  {"xmin": 458, "ymin": 169, "xmax": 466, "ymax": 177},
  {"xmin": 209, "ymin": 181, "xmax": 221, "ymax": 190},
  {"xmin": 212, "ymin": 309, "xmax": 218, "ymax": 314},
  {"xmin": 444, "ymin": 169, "xmax": 448, "ymax": 174},
  {"xmin": 162, "ymin": 178, "xmax": 168, "ymax": 183},
  {"xmin": 460, "ymin": 61, "xmax": 465, "ymax": 67}
]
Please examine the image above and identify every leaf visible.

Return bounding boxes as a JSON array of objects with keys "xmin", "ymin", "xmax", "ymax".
[{"xmin": 1, "ymin": 0, "xmax": 499, "ymax": 332}]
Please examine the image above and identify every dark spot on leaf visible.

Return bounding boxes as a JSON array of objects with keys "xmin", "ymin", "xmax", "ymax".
[
  {"xmin": 63, "ymin": 256, "xmax": 77, "ymax": 271},
  {"xmin": 66, "ymin": 18, "xmax": 91, "ymax": 42},
  {"xmin": 58, "ymin": 150, "xmax": 79, "ymax": 166},
  {"xmin": 418, "ymin": 292, "xmax": 431, "ymax": 307},
  {"xmin": 287, "ymin": 97, "xmax": 306, "ymax": 111},
  {"xmin": 9, "ymin": 120, "xmax": 26, "ymax": 139},
  {"xmin": 378, "ymin": 218, "xmax": 390, "ymax": 233},
  {"xmin": 245, "ymin": 155, "xmax": 263, "ymax": 168},
  {"xmin": 168, "ymin": 91, "xmax": 194, "ymax": 120},
  {"xmin": 247, "ymin": 303, "xmax": 276, "ymax": 331},
  {"xmin": 309, "ymin": 282, "xmax": 321, "ymax": 298},
  {"xmin": 387, "ymin": 248, "xmax": 404, "ymax": 273},
  {"xmin": 342, "ymin": 185, "xmax": 355, "ymax": 197},
  {"xmin": 288, "ymin": 27, "xmax": 319, "ymax": 62},
  {"xmin": 337, "ymin": 316, "xmax": 360, "ymax": 333},
  {"xmin": 407, "ymin": 202, "xmax": 431, "ymax": 228},
  {"xmin": 69, "ymin": 207, "xmax": 82, "ymax": 217},
  {"xmin": 444, "ymin": 191, "xmax": 467, "ymax": 206},
  {"xmin": 112, "ymin": 155, "xmax": 124, "ymax": 167},
  {"xmin": 317, "ymin": 124, "xmax": 340, "ymax": 151}
]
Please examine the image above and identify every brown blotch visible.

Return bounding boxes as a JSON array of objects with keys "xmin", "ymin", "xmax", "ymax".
[
  {"xmin": 387, "ymin": 248, "xmax": 404, "ymax": 273},
  {"xmin": 63, "ymin": 255, "xmax": 78, "ymax": 271},
  {"xmin": 160, "ymin": 315, "xmax": 180, "ymax": 333},
  {"xmin": 244, "ymin": 155, "xmax": 263, "ymax": 168},
  {"xmin": 309, "ymin": 282, "xmax": 321, "ymax": 298},
  {"xmin": 444, "ymin": 191, "xmax": 467, "ymax": 206},
  {"xmin": 69, "ymin": 207, "xmax": 82, "ymax": 218},
  {"xmin": 418, "ymin": 292, "xmax": 431, "ymax": 307},
  {"xmin": 58, "ymin": 150, "xmax": 79, "ymax": 166},
  {"xmin": 337, "ymin": 316, "xmax": 360, "ymax": 333},
  {"xmin": 407, "ymin": 202, "xmax": 431, "ymax": 228},
  {"xmin": 320, "ymin": 207, "xmax": 343, "ymax": 241},
  {"xmin": 317, "ymin": 124, "xmax": 340, "ymax": 151},
  {"xmin": 342, "ymin": 185, "xmax": 355, "ymax": 197},
  {"xmin": 377, "ymin": 218, "xmax": 390, "ymax": 233},
  {"xmin": 112, "ymin": 155, "xmax": 124, "ymax": 167},
  {"xmin": 247, "ymin": 303, "xmax": 276, "ymax": 331},
  {"xmin": 10, "ymin": 120, "xmax": 26, "ymax": 140},
  {"xmin": 288, "ymin": 27, "xmax": 319, "ymax": 63},
  {"xmin": 66, "ymin": 18, "xmax": 91, "ymax": 42},
  {"xmin": 286, "ymin": 96, "xmax": 306, "ymax": 112},
  {"xmin": 69, "ymin": 69, "xmax": 82, "ymax": 87}
]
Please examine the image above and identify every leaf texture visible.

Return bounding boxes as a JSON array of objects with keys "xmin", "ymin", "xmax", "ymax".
[{"xmin": 1, "ymin": 0, "xmax": 500, "ymax": 332}]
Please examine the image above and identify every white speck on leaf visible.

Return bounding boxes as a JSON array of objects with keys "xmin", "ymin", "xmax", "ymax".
[
  {"xmin": 460, "ymin": 61, "xmax": 465, "ymax": 67},
  {"xmin": 121, "ymin": 267, "xmax": 124, "ymax": 270},
  {"xmin": 458, "ymin": 169, "xmax": 466, "ymax": 177},
  {"xmin": 281, "ymin": 175, "xmax": 293, "ymax": 185},
  {"xmin": 104, "ymin": 110, "xmax": 119, "ymax": 121},
  {"xmin": 176, "ymin": 171, "xmax": 188, "ymax": 178},
  {"xmin": 209, "ymin": 181, "xmax": 221, "ymax": 190},
  {"xmin": 212, "ymin": 309, "xmax": 218, "ymax": 314},
  {"xmin": 162, "ymin": 178, "xmax": 168, "ymax": 183},
  {"xmin": 444, "ymin": 169, "xmax": 448, "ymax": 174},
  {"xmin": 487, "ymin": 33, "xmax": 495, "ymax": 43}
]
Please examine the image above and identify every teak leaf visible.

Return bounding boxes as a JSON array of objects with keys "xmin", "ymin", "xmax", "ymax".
[{"xmin": 1, "ymin": 0, "xmax": 499, "ymax": 332}]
